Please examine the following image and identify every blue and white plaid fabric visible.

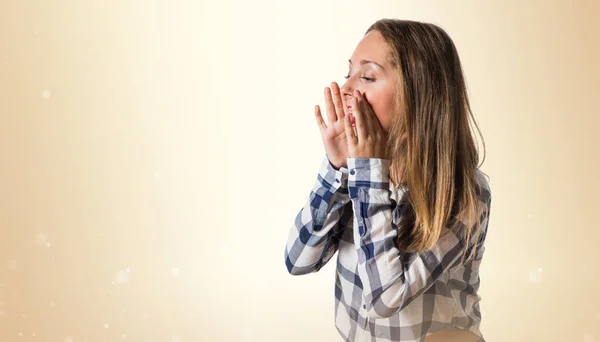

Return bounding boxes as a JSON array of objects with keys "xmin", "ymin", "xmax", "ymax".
[{"xmin": 285, "ymin": 155, "xmax": 491, "ymax": 342}]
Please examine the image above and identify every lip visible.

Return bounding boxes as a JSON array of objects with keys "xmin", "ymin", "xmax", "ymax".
[{"xmin": 345, "ymin": 103, "xmax": 355, "ymax": 123}]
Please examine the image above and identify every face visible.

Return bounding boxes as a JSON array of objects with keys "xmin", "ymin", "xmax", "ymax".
[{"xmin": 341, "ymin": 30, "xmax": 400, "ymax": 133}]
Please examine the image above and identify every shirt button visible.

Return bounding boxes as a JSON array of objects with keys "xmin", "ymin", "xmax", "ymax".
[
  {"xmin": 350, "ymin": 169, "xmax": 356, "ymax": 175},
  {"xmin": 363, "ymin": 304, "xmax": 366, "ymax": 309}
]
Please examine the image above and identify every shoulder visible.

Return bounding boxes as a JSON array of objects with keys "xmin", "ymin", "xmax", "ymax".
[
  {"xmin": 473, "ymin": 168, "xmax": 492, "ymax": 239},
  {"xmin": 474, "ymin": 169, "xmax": 492, "ymax": 206}
]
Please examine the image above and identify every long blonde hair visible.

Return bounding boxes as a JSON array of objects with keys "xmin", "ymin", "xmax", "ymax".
[{"xmin": 366, "ymin": 19, "xmax": 490, "ymax": 263}]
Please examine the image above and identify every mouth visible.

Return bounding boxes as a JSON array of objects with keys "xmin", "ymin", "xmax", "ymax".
[{"xmin": 345, "ymin": 104, "xmax": 356, "ymax": 127}]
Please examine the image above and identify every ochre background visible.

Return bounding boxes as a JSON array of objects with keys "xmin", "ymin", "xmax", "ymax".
[{"xmin": 1, "ymin": 1, "xmax": 599, "ymax": 341}]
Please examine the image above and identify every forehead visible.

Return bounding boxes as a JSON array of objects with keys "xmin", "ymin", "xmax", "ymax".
[{"xmin": 349, "ymin": 30, "xmax": 392, "ymax": 67}]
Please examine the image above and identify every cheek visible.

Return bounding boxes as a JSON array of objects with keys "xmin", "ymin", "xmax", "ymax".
[{"xmin": 369, "ymin": 96, "xmax": 395, "ymax": 128}]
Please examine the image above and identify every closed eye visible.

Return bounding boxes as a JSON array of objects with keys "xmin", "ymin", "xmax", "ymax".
[{"xmin": 344, "ymin": 75, "xmax": 375, "ymax": 82}]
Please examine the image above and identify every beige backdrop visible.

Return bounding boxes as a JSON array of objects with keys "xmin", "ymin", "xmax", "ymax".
[{"xmin": 1, "ymin": 1, "xmax": 599, "ymax": 341}]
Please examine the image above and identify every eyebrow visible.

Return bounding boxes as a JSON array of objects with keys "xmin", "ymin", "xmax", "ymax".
[{"xmin": 348, "ymin": 59, "xmax": 385, "ymax": 71}]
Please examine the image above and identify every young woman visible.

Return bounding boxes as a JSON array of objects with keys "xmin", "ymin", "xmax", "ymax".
[{"xmin": 284, "ymin": 19, "xmax": 492, "ymax": 342}]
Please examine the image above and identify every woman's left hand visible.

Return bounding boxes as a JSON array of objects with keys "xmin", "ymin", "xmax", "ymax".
[{"xmin": 344, "ymin": 90, "xmax": 389, "ymax": 159}]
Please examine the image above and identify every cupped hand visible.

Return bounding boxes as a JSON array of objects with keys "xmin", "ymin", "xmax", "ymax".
[{"xmin": 315, "ymin": 82, "xmax": 355, "ymax": 169}]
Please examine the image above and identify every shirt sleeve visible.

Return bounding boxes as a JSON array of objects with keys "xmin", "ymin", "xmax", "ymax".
[
  {"xmin": 346, "ymin": 157, "xmax": 491, "ymax": 319},
  {"xmin": 284, "ymin": 155, "xmax": 352, "ymax": 275}
]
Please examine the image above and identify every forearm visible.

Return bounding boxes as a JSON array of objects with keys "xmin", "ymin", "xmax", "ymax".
[
  {"xmin": 284, "ymin": 156, "xmax": 351, "ymax": 275},
  {"xmin": 347, "ymin": 157, "xmax": 406, "ymax": 317}
]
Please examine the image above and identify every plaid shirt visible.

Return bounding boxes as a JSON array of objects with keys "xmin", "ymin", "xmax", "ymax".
[{"xmin": 285, "ymin": 156, "xmax": 491, "ymax": 342}]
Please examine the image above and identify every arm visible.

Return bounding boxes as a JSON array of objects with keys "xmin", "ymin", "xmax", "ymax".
[
  {"xmin": 347, "ymin": 157, "xmax": 491, "ymax": 319},
  {"xmin": 284, "ymin": 155, "xmax": 352, "ymax": 275}
]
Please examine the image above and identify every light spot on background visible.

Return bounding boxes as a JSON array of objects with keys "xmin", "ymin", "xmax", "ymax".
[
  {"xmin": 34, "ymin": 233, "xmax": 50, "ymax": 247},
  {"xmin": 42, "ymin": 89, "xmax": 51, "ymax": 99},
  {"xmin": 114, "ymin": 269, "xmax": 131, "ymax": 284},
  {"xmin": 528, "ymin": 268, "xmax": 543, "ymax": 284}
]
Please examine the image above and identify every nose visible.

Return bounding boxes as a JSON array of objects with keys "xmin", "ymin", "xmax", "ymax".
[{"xmin": 340, "ymin": 79, "xmax": 355, "ymax": 105}]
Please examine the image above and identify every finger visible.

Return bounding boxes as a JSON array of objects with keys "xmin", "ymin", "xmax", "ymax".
[
  {"xmin": 341, "ymin": 92, "xmax": 349, "ymax": 115},
  {"xmin": 343, "ymin": 110, "xmax": 356, "ymax": 143},
  {"xmin": 331, "ymin": 82, "xmax": 345, "ymax": 120},
  {"xmin": 314, "ymin": 105, "xmax": 327, "ymax": 132},
  {"xmin": 362, "ymin": 92, "xmax": 383, "ymax": 132},
  {"xmin": 352, "ymin": 94, "xmax": 366, "ymax": 142},
  {"xmin": 324, "ymin": 87, "xmax": 337, "ymax": 124},
  {"xmin": 355, "ymin": 90, "xmax": 373, "ymax": 134}
]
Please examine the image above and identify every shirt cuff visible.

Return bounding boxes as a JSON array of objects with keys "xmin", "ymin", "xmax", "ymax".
[
  {"xmin": 347, "ymin": 157, "xmax": 392, "ymax": 195},
  {"xmin": 317, "ymin": 155, "xmax": 349, "ymax": 190}
]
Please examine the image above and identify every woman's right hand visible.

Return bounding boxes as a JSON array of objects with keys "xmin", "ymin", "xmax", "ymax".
[{"xmin": 314, "ymin": 82, "xmax": 353, "ymax": 170}]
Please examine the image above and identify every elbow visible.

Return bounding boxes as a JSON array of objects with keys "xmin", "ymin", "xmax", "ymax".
[
  {"xmin": 365, "ymin": 301, "xmax": 400, "ymax": 320},
  {"xmin": 367, "ymin": 307, "xmax": 400, "ymax": 319},
  {"xmin": 285, "ymin": 255, "xmax": 318, "ymax": 276},
  {"xmin": 287, "ymin": 268, "xmax": 311, "ymax": 276},
  {"xmin": 286, "ymin": 265, "xmax": 317, "ymax": 276},
  {"xmin": 364, "ymin": 283, "xmax": 408, "ymax": 319}
]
